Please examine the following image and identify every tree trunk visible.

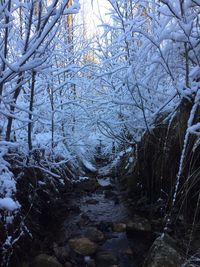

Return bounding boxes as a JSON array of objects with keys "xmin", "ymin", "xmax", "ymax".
[
  {"xmin": 0, "ymin": 0, "xmax": 12, "ymax": 103},
  {"xmin": 28, "ymin": 71, "xmax": 36, "ymax": 151},
  {"xmin": 6, "ymin": 73, "xmax": 23, "ymax": 141}
]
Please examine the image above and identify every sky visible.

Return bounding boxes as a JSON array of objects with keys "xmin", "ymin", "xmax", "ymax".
[{"xmin": 78, "ymin": 0, "xmax": 111, "ymax": 38}]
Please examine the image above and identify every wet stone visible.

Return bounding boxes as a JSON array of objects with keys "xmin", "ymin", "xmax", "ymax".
[
  {"xmin": 64, "ymin": 262, "xmax": 72, "ymax": 267},
  {"xmin": 95, "ymin": 251, "xmax": 118, "ymax": 267},
  {"xmin": 126, "ymin": 215, "xmax": 151, "ymax": 236},
  {"xmin": 143, "ymin": 234, "xmax": 183, "ymax": 267},
  {"xmin": 113, "ymin": 223, "xmax": 126, "ymax": 232},
  {"xmin": 85, "ymin": 227, "xmax": 105, "ymax": 242},
  {"xmin": 101, "ymin": 232, "xmax": 130, "ymax": 257},
  {"xmin": 125, "ymin": 248, "xmax": 133, "ymax": 256},
  {"xmin": 85, "ymin": 257, "xmax": 96, "ymax": 267},
  {"xmin": 68, "ymin": 237, "xmax": 98, "ymax": 256},
  {"xmin": 53, "ymin": 242, "xmax": 70, "ymax": 262},
  {"xmin": 31, "ymin": 254, "xmax": 62, "ymax": 267}
]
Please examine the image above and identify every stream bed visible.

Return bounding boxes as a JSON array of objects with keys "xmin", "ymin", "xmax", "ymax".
[
  {"xmin": 28, "ymin": 169, "xmax": 153, "ymax": 267},
  {"xmin": 56, "ymin": 176, "xmax": 137, "ymax": 267}
]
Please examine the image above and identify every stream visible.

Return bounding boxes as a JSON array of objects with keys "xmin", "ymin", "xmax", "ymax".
[
  {"xmin": 54, "ymin": 169, "xmax": 138, "ymax": 267},
  {"xmin": 29, "ymin": 165, "xmax": 153, "ymax": 267}
]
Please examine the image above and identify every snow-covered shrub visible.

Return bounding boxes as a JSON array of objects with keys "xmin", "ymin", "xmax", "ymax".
[{"xmin": 0, "ymin": 142, "xmax": 21, "ymax": 266}]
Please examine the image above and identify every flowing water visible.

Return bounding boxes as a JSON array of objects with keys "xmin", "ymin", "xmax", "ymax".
[{"xmin": 59, "ymin": 175, "xmax": 137, "ymax": 267}]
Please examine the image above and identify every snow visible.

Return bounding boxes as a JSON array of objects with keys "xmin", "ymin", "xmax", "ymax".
[
  {"xmin": 38, "ymin": 181, "xmax": 46, "ymax": 186},
  {"xmin": 63, "ymin": 0, "xmax": 80, "ymax": 14},
  {"xmin": 189, "ymin": 66, "xmax": 200, "ymax": 80},
  {"xmin": 84, "ymin": 256, "xmax": 91, "ymax": 262},
  {"xmin": 79, "ymin": 176, "xmax": 89, "ymax": 181},
  {"xmin": 0, "ymin": 144, "xmax": 20, "ymax": 217},
  {"xmin": 97, "ymin": 177, "xmax": 111, "ymax": 186},
  {"xmin": 119, "ymin": 147, "xmax": 133, "ymax": 157},
  {"xmin": 73, "ymin": 176, "xmax": 89, "ymax": 183},
  {"xmin": 119, "ymin": 151, "xmax": 124, "ymax": 156},
  {"xmin": 6, "ymin": 215, "xmax": 15, "ymax": 224},
  {"xmin": 129, "ymin": 157, "xmax": 134, "ymax": 163},
  {"xmin": 0, "ymin": 148, "xmax": 16, "ymax": 198},
  {"xmin": 188, "ymin": 123, "xmax": 200, "ymax": 136},
  {"xmin": 0, "ymin": 197, "xmax": 20, "ymax": 211},
  {"xmin": 34, "ymin": 132, "xmax": 52, "ymax": 147},
  {"xmin": 125, "ymin": 163, "xmax": 129, "ymax": 170},
  {"xmin": 82, "ymin": 158, "xmax": 97, "ymax": 172}
]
